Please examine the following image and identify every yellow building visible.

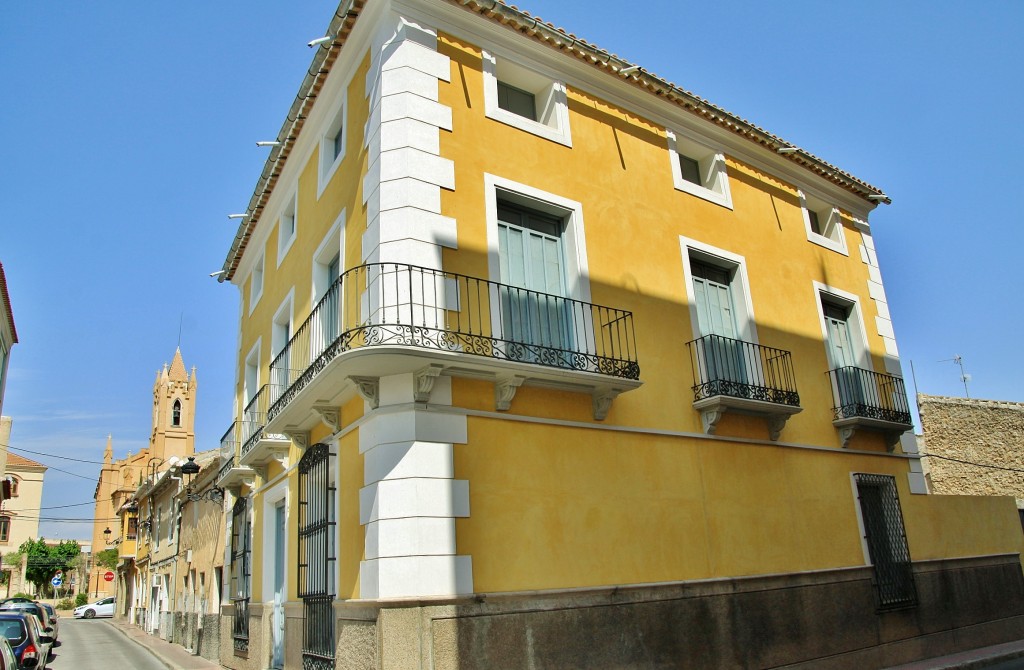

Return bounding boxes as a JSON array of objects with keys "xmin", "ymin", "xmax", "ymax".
[{"xmin": 213, "ymin": 1, "xmax": 1024, "ymax": 668}]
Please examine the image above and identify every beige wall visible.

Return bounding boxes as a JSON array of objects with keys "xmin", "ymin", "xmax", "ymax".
[
  {"xmin": 1, "ymin": 457, "xmax": 44, "ymax": 552},
  {"xmin": 0, "ymin": 417, "xmax": 11, "ymax": 486},
  {"xmin": 919, "ymin": 394, "xmax": 1024, "ymax": 507}
]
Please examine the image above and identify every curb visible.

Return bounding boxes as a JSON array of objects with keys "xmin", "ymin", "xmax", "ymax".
[{"xmin": 106, "ymin": 619, "xmax": 178, "ymax": 670}]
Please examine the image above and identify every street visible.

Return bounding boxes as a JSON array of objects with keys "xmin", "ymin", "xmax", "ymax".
[{"xmin": 45, "ymin": 618, "xmax": 165, "ymax": 670}]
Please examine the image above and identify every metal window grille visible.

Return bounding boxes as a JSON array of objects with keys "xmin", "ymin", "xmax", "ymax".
[
  {"xmin": 230, "ymin": 496, "xmax": 251, "ymax": 651},
  {"xmin": 854, "ymin": 473, "xmax": 917, "ymax": 610},
  {"xmin": 298, "ymin": 443, "xmax": 336, "ymax": 670}
]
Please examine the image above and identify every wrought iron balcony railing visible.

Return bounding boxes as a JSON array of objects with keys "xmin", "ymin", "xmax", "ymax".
[
  {"xmin": 686, "ymin": 334, "xmax": 800, "ymax": 407},
  {"xmin": 218, "ymin": 421, "xmax": 241, "ymax": 482},
  {"xmin": 827, "ymin": 367, "xmax": 912, "ymax": 425},
  {"xmin": 240, "ymin": 385, "xmax": 271, "ymax": 458},
  {"xmin": 267, "ymin": 262, "xmax": 639, "ymax": 420}
]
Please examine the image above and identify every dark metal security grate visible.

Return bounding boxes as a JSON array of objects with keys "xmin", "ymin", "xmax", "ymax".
[
  {"xmin": 230, "ymin": 496, "xmax": 251, "ymax": 652},
  {"xmin": 854, "ymin": 473, "xmax": 917, "ymax": 610},
  {"xmin": 298, "ymin": 443, "xmax": 336, "ymax": 670}
]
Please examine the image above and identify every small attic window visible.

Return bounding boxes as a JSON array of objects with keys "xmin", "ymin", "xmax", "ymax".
[{"xmin": 172, "ymin": 399, "xmax": 182, "ymax": 427}]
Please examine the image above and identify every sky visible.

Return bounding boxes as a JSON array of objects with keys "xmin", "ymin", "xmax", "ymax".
[{"xmin": 1, "ymin": 1, "xmax": 1021, "ymax": 540}]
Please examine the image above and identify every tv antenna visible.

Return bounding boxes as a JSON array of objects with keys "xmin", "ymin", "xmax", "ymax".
[{"xmin": 939, "ymin": 355, "xmax": 971, "ymax": 398}]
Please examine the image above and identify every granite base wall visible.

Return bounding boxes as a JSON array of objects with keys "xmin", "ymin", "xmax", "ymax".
[{"xmin": 333, "ymin": 553, "xmax": 1024, "ymax": 670}]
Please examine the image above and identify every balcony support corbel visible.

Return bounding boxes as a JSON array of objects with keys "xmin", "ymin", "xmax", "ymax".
[
  {"xmin": 700, "ymin": 407, "xmax": 727, "ymax": 435},
  {"xmin": 592, "ymin": 389, "xmax": 621, "ymax": 421},
  {"xmin": 414, "ymin": 365, "xmax": 444, "ymax": 403},
  {"xmin": 495, "ymin": 375, "xmax": 526, "ymax": 411},
  {"xmin": 349, "ymin": 376, "xmax": 380, "ymax": 409},
  {"xmin": 837, "ymin": 424, "xmax": 902, "ymax": 452},
  {"xmin": 312, "ymin": 406, "xmax": 341, "ymax": 433},
  {"xmin": 694, "ymin": 395, "xmax": 800, "ymax": 441},
  {"xmin": 221, "ymin": 472, "xmax": 256, "ymax": 496},
  {"xmin": 767, "ymin": 415, "xmax": 789, "ymax": 442},
  {"xmin": 284, "ymin": 430, "xmax": 309, "ymax": 451}
]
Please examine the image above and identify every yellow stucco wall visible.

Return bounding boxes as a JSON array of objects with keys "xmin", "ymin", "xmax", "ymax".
[{"xmin": 455, "ymin": 414, "xmax": 1024, "ymax": 593}]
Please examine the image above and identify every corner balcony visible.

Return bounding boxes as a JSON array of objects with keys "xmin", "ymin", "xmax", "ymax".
[
  {"xmin": 238, "ymin": 384, "xmax": 291, "ymax": 471},
  {"xmin": 686, "ymin": 334, "xmax": 801, "ymax": 441},
  {"xmin": 217, "ymin": 420, "xmax": 255, "ymax": 493},
  {"xmin": 827, "ymin": 367, "xmax": 913, "ymax": 450},
  {"xmin": 265, "ymin": 262, "xmax": 641, "ymax": 434}
]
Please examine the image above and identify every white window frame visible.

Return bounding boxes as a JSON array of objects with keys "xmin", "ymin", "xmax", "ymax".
[
  {"xmin": 276, "ymin": 193, "xmax": 298, "ymax": 267},
  {"xmin": 243, "ymin": 339, "xmax": 261, "ymax": 407},
  {"xmin": 482, "ymin": 50, "xmax": 572, "ymax": 147},
  {"xmin": 484, "ymin": 174, "xmax": 591, "ymax": 303},
  {"xmin": 271, "ymin": 291, "xmax": 294, "ymax": 363},
  {"xmin": 317, "ymin": 91, "xmax": 348, "ymax": 198},
  {"xmin": 484, "ymin": 175, "xmax": 595, "ymax": 356},
  {"xmin": 270, "ymin": 291, "xmax": 293, "ymax": 394},
  {"xmin": 248, "ymin": 253, "xmax": 264, "ymax": 316},
  {"xmin": 155, "ymin": 505, "xmax": 162, "ymax": 549},
  {"xmin": 668, "ymin": 130, "xmax": 733, "ymax": 209},
  {"xmin": 679, "ymin": 236, "xmax": 757, "ymax": 343},
  {"xmin": 261, "ymin": 480, "xmax": 289, "ymax": 605},
  {"xmin": 800, "ymin": 190, "xmax": 848, "ymax": 255},
  {"xmin": 311, "ymin": 210, "xmax": 345, "ymax": 307},
  {"xmin": 813, "ymin": 282, "xmax": 871, "ymax": 371}
]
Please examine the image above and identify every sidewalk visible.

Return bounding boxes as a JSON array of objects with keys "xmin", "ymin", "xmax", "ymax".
[
  {"xmin": 886, "ymin": 639, "xmax": 1024, "ymax": 670},
  {"xmin": 104, "ymin": 612, "xmax": 1023, "ymax": 670},
  {"xmin": 107, "ymin": 617, "xmax": 223, "ymax": 670}
]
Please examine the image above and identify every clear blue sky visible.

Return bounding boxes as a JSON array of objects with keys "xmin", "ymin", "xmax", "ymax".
[{"xmin": 1, "ymin": 1, "xmax": 1021, "ymax": 539}]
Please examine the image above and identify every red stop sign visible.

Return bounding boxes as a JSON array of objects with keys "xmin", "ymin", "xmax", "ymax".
[{"xmin": 103, "ymin": 571, "xmax": 115, "ymax": 582}]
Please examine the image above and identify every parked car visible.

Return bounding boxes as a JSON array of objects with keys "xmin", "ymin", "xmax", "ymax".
[
  {"xmin": 72, "ymin": 596, "xmax": 114, "ymax": 619},
  {"xmin": 0, "ymin": 637, "xmax": 17, "ymax": 670},
  {"xmin": 22, "ymin": 615, "xmax": 52, "ymax": 669},
  {"xmin": 0, "ymin": 611, "xmax": 53, "ymax": 669},
  {"xmin": 33, "ymin": 607, "xmax": 56, "ymax": 643},
  {"xmin": 0, "ymin": 605, "xmax": 47, "ymax": 640}
]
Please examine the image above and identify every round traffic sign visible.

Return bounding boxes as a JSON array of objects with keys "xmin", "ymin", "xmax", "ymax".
[
  {"xmin": 103, "ymin": 571, "xmax": 115, "ymax": 582},
  {"xmin": 50, "ymin": 577, "xmax": 62, "ymax": 587}
]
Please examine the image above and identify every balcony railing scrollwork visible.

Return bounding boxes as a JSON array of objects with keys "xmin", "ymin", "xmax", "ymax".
[
  {"xmin": 218, "ymin": 421, "xmax": 241, "ymax": 483},
  {"xmin": 267, "ymin": 262, "xmax": 640, "ymax": 423},
  {"xmin": 827, "ymin": 367, "xmax": 913, "ymax": 450},
  {"xmin": 217, "ymin": 420, "xmax": 256, "ymax": 491},
  {"xmin": 686, "ymin": 334, "xmax": 801, "ymax": 440},
  {"xmin": 237, "ymin": 384, "xmax": 290, "ymax": 469}
]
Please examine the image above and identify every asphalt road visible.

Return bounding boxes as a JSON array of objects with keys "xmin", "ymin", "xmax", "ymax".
[{"xmin": 45, "ymin": 618, "xmax": 165, "ymax": 670}]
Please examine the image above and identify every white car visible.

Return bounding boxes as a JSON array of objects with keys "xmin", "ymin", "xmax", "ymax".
[{"xmin": 73, "ymin": 596, "xmax": 115, "ymax": 619}]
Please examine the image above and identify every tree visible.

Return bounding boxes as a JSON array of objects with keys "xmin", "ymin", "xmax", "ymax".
[
  {"xmin": 94, "ymin": 549, "xmax": 118, "ymax": 570},
  {"xmin": 17, "ymin": 538, "xmax": 81, "ymax": 596}
]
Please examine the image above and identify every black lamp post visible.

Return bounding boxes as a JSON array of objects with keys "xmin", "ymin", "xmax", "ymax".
[
  {"xmin": 102, "ymin": 527, "xmax": 118, "ymax": 545},
  {"xmin": 180, "ymin": 457, "xmax": 225, "ymax": 503}
]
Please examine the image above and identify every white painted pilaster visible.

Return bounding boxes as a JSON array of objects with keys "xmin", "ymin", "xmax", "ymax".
[
  {"xmin": 362, "ymin": 14, "xmax": 455, "ymax": 269},
  {"xmin": 358, "ymin": 372, "xmax": 472, "ymax": 599}
]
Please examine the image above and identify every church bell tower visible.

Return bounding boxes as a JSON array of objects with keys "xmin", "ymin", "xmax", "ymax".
[{"xmin": 149, "ymin": 347, "xmax": 196, "ymax": 464}]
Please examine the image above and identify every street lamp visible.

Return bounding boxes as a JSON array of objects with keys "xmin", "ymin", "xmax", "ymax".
[
  {"xmin": 102, "ymin": 527, "xmax": 118, "ymax": 545},
  {"xmin": 180, "ymin": 457, "xmax": 225, "ymax": 503}
]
